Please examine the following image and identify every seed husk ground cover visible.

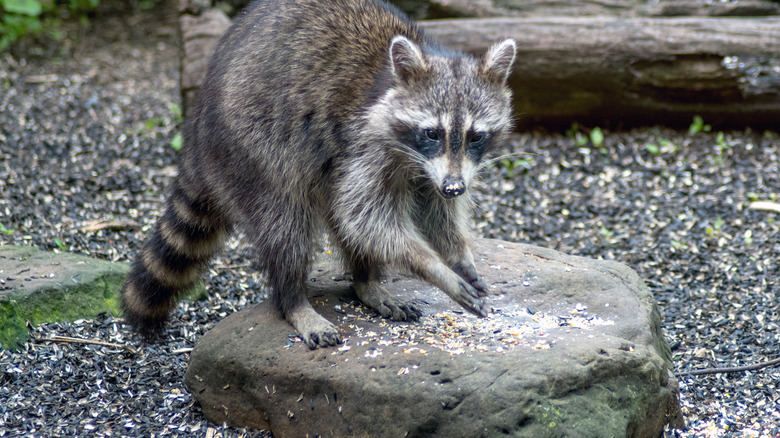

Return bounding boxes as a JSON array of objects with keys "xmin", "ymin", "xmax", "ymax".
[{"xmin": 1, "ymin": 2, "xmax": 779, "ymax": 437}]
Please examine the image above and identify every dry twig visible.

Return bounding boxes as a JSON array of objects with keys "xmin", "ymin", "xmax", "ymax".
[
  {"xmin": 79, "ymin": 219, "xmax": 141, "ymax": 233},
  {"xmin": 36, "ymin": 334, "xmax": 137, "ymax": 355},
  {"xmin": 676, "ymin": 356, "xmax": 780, "ymax": 377}
]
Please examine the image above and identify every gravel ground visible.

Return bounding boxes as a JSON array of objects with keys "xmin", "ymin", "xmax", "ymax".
[{"xmin": 1, "ymin": 3, "xmax": 780, "ymax": 437}]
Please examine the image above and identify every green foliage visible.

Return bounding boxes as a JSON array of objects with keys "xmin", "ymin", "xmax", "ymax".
[
  {"xmin": 2, "ymin": 0, "xmax": 41, "ymax": 15},
  {"xmin": 0, "ymin": 0, "xmax": 43, "ymax": 50},
  {"xmin": 492, "ymin": 155, "xmax": 535, "ymax": 178},
  {"xmin": 169, "ymin": 103, "xmax": 183, "ymax": 123},
  {"xmin": 53, "ymin": 237, "xmax": 66, "ymax": 250},
  {"xmin": 644, "ymin": 138, "xmax": 677, "ymax": 157},
  {"xmin": 566, "ymin": 123, "xmax": 588, "ymax": 147},
  {"xmin": 705, "ymin": 217, "xmax": 725, "ymax": 235},
  {"xmin": 0, "ymin": 223, "xmax": 13, "ymax": 235},
  {"xmin": 589, "ymin": 127, "xmax": 604, "ymax": 148},
  {"xmin": 0, "ymin": 0, "xmax": 101, "ymax": 51},
  {"xmin": 170, "ymin": 132, "xmax": 183, "ymax": 151},
  {"xmin": 710, "ymin": 131, "xmax": 736, "ymax": 165},
  {"xmin": 688, "ymin": 115, "xmax": 711, "ymax": 135},
  {"xmin": 136, "ymin": 104, "xmax": 184, "ymax": 150},
  {"xmin": 142, "ymin": 117, "xmax": 164, "ymax": 131},
  {"xmin": 715, "ymin": 131, "xmax": 729, "ymax": 150},
  {"xmin": 644, "ymin": 143, "xmax": 660, "ymax": 156},
  {"xmin": 567, "ymin": 123, "xmax": 607, "ymax": 155}
]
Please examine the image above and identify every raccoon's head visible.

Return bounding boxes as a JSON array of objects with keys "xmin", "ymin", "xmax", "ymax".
[{"xmin": 369, "ymin": 35, "xmax": 516, "ymax": 200}]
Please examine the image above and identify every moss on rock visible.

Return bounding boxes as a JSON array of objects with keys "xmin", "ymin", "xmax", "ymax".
[{"xmin": 0, "ymin": 246, "xmax": 128, "ymax": 350}]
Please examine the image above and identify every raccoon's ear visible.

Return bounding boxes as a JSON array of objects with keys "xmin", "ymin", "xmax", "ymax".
[
  {"xmin": 389, "ymin": 35, "xmax": 428, "ymax": 83},
  {"xmin": 480, "ymin": 39, "xmax": 517, "ymax": 85}
]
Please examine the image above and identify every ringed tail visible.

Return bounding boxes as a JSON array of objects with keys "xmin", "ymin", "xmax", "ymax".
[{"xmin": 120, "ymin": 177, "xmax": 229, "ymax": 339}]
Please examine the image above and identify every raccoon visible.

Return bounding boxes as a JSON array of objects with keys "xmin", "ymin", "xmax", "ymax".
[{"xmin": 120, "ymin": 0, "xmax": 516, "ymax": 349}]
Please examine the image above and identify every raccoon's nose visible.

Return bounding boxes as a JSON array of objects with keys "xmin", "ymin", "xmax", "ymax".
[{"xmin": 441, "ymin": 177, "xmax": 465, "ymax": 198}]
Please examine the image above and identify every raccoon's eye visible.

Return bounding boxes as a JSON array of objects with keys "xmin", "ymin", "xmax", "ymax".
[
  {"xmin": 424, "ymin": 129, "xmax": 440, "ymax": 141},
  {"xmin": 470, "ymin": 132, "xmax": 486, "ymax": 143}
]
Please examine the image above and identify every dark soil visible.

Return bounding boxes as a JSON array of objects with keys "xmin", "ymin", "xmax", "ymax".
[{"xmin": 1, "ymin": 2, "xmax": 779, "ymax": 437}]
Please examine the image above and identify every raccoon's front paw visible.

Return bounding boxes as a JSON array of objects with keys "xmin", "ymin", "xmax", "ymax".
[
  {"xmin": 354, "ymin": 282, "xmax": 422, "ymax": 321},
  {"xmin": 453, "ymin": 278, "xmax": 487, "ymax": 317},
  {"xmin": 454, "ymin": 263, "xmax": 489, "ymax": 297}
]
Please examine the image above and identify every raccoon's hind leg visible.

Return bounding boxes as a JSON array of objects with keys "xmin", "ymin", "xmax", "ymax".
[
  {"xmin": 121, "ymin": 177, "xmax": 230, "ymax": 339},
  {"xmin": 350, "ymin": 256, "xmax": 421, "ymax": 321},
  {"xmin": 285, "ymin": 299, "xmax": 343, "ymax": 349},
  {"xmin": 261, "ymin": 217, "xmax": 342, "ymax": 349}
]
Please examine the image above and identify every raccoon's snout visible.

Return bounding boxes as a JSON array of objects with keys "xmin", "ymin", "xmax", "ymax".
[{"xmin": 441, "ymin": 177, "xmax": 465, "ymax": 198}]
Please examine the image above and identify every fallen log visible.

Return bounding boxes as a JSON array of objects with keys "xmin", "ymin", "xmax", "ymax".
[
  {"xmin": 178, "ymin": 4, "xmax": 780, "ymax": 129},
  {"xmin": 421, "ymin": 16, "xmax": 780, "ymax": 128},
  {"xmin": 422, "ymin": 0, "xmax": 780, "ymax": 19}
]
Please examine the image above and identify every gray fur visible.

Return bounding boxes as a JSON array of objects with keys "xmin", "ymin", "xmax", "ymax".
[{"xmin": 120, "ymin": 0, "xmax": 516, "ymax": 349}]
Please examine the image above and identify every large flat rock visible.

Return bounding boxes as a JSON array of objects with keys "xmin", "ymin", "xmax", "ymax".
[
  {"xmin": 185, "ymin": 239, "xmax": 683, "ymax": 437},
  {"xmin": 0, "ymin": 246, "xmax": 129, "ymax": 350}
]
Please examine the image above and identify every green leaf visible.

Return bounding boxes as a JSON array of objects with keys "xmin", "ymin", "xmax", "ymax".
[
  {"xmin": 0, "ymin": 223, "xmax": 13, "ymax": 235},
  {"xmin": 716, "ymin": 131, "xmax": 727, "ymax": 148},
  {"xmin": 515, "ymin": 157, "xmax": 533, "ymax": 168},
  {"xmin": 169, "ymin": 103, "xmax": 182, "ymax": 122},
  {"xmin": 1, "ymin": 0, "xmax": 42, "ymax": 16},
  {"xmin": 644, "ymin": 143, "xmax": 660, "ymax": 156},
  {"xmin": 688, "ymin": 115, "xmax": 711, "ymax": 135},
  {"xmin": 144, "ymin": 118, "xmax": 159, "ymax": 130},
  {"xmin": 689, "ymin": 115, "xmax": 703, "ymax": 135},
  {"xmin": 574, "ymin": 132, "xmax": 588, "ymax": 147},
  {"xmin": 170, "ymin": 133, "xmax": 183, "ymax": 151},
  {"xmin": 590, "ymin": 127, "xmax": 604, "ymax": 147}
]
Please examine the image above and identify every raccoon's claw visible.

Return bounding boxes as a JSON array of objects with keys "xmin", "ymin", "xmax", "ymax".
[
  {"xmin": 455, "ymin": 280, "xmax": 487, "ymax": 317},
  {"xmin": 471, "ymin": 301, "xmax": 488, "ymax": 317},
  {"xmin": 376, "ymin": 300, "xmax": 422, "ymax": 322},
  {"xmin": 287, "ymin": 302, "xmax": 343, "ymax": 349},
  {"xmin": 303, "ymin": 330, "xmax": 343, "ymax": 350},
  {"xmin": 354, "ymin": 281, "xmax": 422, "ymax": 321},
  {"xmin": 455, "ymin": 263, "xmax": 490, "ymax": 297},
  {"xmin": 472, "ymin": 278, "xmax": 489, "ymax": 297}
]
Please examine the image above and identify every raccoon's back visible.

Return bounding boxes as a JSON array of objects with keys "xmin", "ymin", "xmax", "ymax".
[
  {"xmin": 179, "ymin": 0, "xmax": 428, "ymax": 204},
  {"xmin": 201, "ymin": 0, "xmax": 425, "ymax": 125}
]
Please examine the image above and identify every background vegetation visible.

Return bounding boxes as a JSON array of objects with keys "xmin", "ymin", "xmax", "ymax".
[{"xmin": 0, "ymin": 0, "xmax": 161, "ymax": 51}]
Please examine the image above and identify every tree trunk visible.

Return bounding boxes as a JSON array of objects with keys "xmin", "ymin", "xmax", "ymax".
[{"xmin": 421, "ymin": 16, "xmax": 780, "ymax": 128}]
